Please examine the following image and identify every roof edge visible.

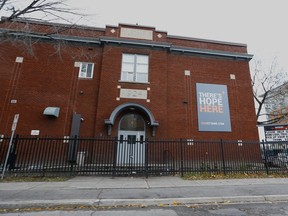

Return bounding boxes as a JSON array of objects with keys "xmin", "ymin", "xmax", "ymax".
[
  {"xmin": 170, "ymin": 45, "xmax": 253, "ymax": 60},
  {"xmin": 0, "ymin": 28, "xmax": 101, "ymax": 44},
  {"xmin": 168, "ymin": 34, "xmax": 247, "ymax": 47},
  {"xmin": 0, "ymin": 16, "xmax": 105, "ymax": 32}
]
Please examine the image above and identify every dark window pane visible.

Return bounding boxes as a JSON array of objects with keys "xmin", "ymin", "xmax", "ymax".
[{"xmin": 120, "ymin": 114, "xmax": 145, "ymax": 131}]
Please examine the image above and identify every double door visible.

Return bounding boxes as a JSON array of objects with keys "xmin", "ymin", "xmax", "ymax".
[{"xmin": 117, "ymin": 131, "xmax": 145, "ymax": 165}]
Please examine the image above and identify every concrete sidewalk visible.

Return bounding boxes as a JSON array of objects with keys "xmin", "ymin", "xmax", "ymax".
[{"xmin": 1, "ymin": 176, "xmax": 288, "ymax": 208}]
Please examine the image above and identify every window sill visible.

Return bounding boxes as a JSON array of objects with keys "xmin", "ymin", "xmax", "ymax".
[
  {"xmin": 118, "ymin": 80, "xmax": 150, "ymax": 85},
  {"xmin": 78, "ymin": 77, "xmax": 93, "ymax": 79}
]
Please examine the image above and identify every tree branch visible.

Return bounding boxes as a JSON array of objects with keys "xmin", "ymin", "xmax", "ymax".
[
  {"xmin": 0, "ymin": 0, "xmax": 83, "ymax": 24},
  {"xmin": 251, "ymin": 58, "xmax": 288, "ymax": 125}
]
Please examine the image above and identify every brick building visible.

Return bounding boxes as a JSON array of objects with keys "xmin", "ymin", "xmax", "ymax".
[
  {"xmin": 0, "ymin": 18, "xmax": 258, "ymax": 142},
  {"xmin": 264, "ymin": 82, "xmax": 288, "ymax": 125}
]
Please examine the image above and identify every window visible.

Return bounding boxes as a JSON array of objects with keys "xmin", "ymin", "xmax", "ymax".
[
  {"xmin": 120, "ymin": 114, "xmax": 145, "ymax": 131},
  {"xmin": 79, "ymin": 62, "xmax": 94, "ymax": 78},
  {"xmin": 121, "ymin": 54, "xmax": 149, "ymax": 83}
]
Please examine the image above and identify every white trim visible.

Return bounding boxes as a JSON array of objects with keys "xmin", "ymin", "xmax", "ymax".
[
  {"xmin": 78, "ymin": 62, "xmax": 94, "ymax": 79},
  {"xmin": 120, "ymin": 54, "xmax": 149, "ymax": 83}
]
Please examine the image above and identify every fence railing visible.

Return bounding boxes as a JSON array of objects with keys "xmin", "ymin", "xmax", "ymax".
[{"xmin": 0, "ymin": 135, "xmax": 287, "ymax": 177}]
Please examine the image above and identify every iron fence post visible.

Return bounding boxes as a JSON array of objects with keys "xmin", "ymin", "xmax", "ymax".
[
  {"xmin": 69, "ymin": 135, "xmax": 77, "ymax": 174},
  {"xmin": 220, "ymin": 139, "xmax": 227, "ymax": 175},
  {"xmin": 145, "ymin": 138, "xmax": 149, "ymax": 179},
  {"xmin": 262, "ymin": 139, "xmax": 269, "ymax": 175},
  {"xmin": 180, "ymin": 139, "xmax": 184, "ymax": 177},
  {"xmin": 112, "ymin": 137, "xmax": 118, "ymax": 178}
]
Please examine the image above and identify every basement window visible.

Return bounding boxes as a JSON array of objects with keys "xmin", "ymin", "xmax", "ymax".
[{"xmin": 79, "ymin": 62, "xmax": 94, "ymax": 78}]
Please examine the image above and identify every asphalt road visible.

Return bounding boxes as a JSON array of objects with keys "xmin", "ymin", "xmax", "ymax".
[{"xmin": 1, "ymin": 202, "xmax": 288, "ymax": 215}]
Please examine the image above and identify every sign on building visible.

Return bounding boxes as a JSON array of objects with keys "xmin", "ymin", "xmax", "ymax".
[
  {"xmin": 120, "ymin": 88, "xmax": 147, "ymax": 100},
  {"xmin": 264, "ymin": 124, "xmax": 288, "ymax": 141},
  {"xmin": 196, "ymin": 83, "xmax": 231, "ymax": 132}
]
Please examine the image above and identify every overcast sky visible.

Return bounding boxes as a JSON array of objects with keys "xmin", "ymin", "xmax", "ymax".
[
  {"xmin": 66, "ymin": 0, "xmax": 287, "ymax": 73},
  {"xmin": 1, "ymin": 0, "xmax": 287, "ymax": 73}
]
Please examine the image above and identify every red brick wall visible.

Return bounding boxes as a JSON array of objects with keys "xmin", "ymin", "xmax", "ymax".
[
  {"xmin": 95, "ymin": 46, "xmax": 170, "ymax": 137},
  {"xmin": 166, "ymin": 54, "xmax": 258, "ymax": 140},
  {"xmin": 0, "ymin": 21, "xmax": 259, "ymax": 141},
  {"xmin": 0, "ymin": 40, "xmax": 103, "ymax": 136}
]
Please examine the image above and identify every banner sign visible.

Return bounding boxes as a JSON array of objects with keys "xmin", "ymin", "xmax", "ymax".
[
  {"xmin": 196, "ymin": 83, "xmax": 231, "ymax": 132},
  {"xmin": 264, "ymin": 124, "xmax": 288, "ymax": 141}
]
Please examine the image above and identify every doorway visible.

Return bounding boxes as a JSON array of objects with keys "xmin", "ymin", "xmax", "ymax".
[{"xmin": 117, "ymin": 114, "xmax": 146, "ymax": 165}]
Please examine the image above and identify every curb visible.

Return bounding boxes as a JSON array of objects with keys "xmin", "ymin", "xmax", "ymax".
[{"xmin": 1, "ymin": 195, "xmax": 288, "ymax": 209}]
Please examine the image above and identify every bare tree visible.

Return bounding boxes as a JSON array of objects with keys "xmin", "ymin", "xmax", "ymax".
[
  {"xmin": 251, "ymin": 58, "xmax": 288, "ymax": 125},
  {"xmin": 0, "ymin": 0, "xmax": 90, "ymax": 58},
  {"xmin": 0, "ymin": 0, "xmax": 80, "ymax": 24}
]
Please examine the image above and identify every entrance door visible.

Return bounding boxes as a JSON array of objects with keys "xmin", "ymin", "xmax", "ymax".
[
  {"xmin": 117, "ymin": 131, "xmax": 145, "ymax": 165},
  {"xmin": 117, "ymin": 114, "xmax": 146, "ymax": 165}
]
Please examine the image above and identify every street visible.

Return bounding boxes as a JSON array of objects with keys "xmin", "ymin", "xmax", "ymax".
[
  {"xmin": 2, "ymin": 177, "xmax": 288, "ymax": 215},
  {"xmin": 1, "ymin": 202, "xmax": 288, "ymax": 215}
]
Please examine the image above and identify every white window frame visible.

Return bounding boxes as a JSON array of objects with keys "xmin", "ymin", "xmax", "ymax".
[
  {"xmin": 120, "ymin": 54, "xmax": 149, "ymax": 83},
  {"xmin": 78, "ymin": 62, "xmax": 94, "ymax": 78}
]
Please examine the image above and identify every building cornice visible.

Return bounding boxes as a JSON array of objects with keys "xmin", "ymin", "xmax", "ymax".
[
  {"xmin": 99, "ymin": 36, "xmax": 171, "ymax": 48},
  {"xmin": 0, "ymin": 28, "xmax": 101, "ymax": 45},
  {"xmin": 0, "ymin": 29, "xmax": 253, "ymax": 60},
  {"xmin": 170, "ymin": 46, "xmax": 253, "ymax": 60},
  {"xmin": 0, "ymin": 16, "xmax": 106, "ymax": 32},
  {"xmin": 168, "ymin": 35, "xmax": 247, "ymax": 47},
  {"xmin": 101, "ymin": 36, "xmax": 253, "ymax": 60}
]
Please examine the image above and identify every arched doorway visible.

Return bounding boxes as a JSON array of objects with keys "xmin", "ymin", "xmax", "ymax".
[
  {"xmin": 105, "ymin": 103, "xmax": 159, "ymax": 137},
  {"xmin": 117, "ymin": 113, "xmax": 146, "ymax": 165}
]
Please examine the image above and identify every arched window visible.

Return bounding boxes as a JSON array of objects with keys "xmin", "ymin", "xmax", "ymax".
[{"xmin": 119, "ymin": 114, "xmax": 145, "ymax": 131}]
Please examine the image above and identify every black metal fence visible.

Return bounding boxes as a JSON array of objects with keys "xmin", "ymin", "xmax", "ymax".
[{"xmin": 0, "ymin": 135, "xmax": 287, "ymax": 177}]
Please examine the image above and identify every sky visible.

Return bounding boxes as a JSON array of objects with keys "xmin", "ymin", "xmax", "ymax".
[
  {"xmin": 1, "ymin": 0, "xmax": 287, "ymax": 72},
  {"xmin": 66, "ymin": 0, "xmax": 288, "ymax": 73}
]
